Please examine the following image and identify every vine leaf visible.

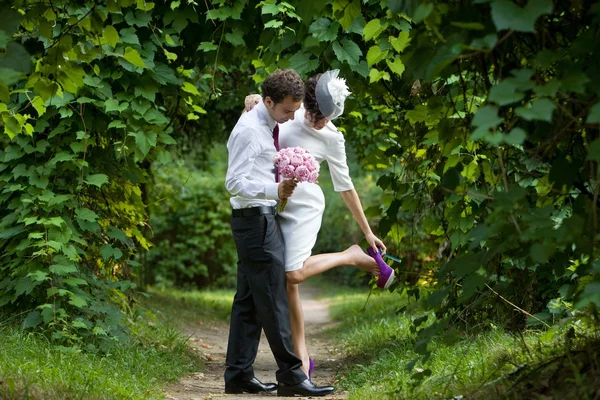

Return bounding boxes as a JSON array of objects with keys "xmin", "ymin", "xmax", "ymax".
[
  {"xmin": 586, "ymin": 103, "xmax": 600, "ymax": 124},
  {"xmin": 123, "ymin": 47, "xmax": 147, "ymax": 69},
  {"xmin": 491, "ymin": 0, "xmax": 553, "ymax": 32},
  {"xmin": 332, "ymin": 39, "xmax": 362, "ymax": 66},
  {"xmin": 516, "ymin": 98, "xmax": 555, "ymax": 122},
  {"xmin": 309, "ymin": 18, "xmax": 339, "ymax": 42}
]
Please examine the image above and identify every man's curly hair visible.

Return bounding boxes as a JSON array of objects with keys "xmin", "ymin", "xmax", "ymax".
[
  {"xmin": 261, "ymin": 69, "xmax": 304, "ymax": 104},
  {"xmin": 303, "ymin": 73, "xmax": 324, "ymax": 121}
]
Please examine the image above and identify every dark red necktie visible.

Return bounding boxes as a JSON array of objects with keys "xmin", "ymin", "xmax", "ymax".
[{"xmin": 273, "ymin": 124, "xmax": 280, "ymax": 182}]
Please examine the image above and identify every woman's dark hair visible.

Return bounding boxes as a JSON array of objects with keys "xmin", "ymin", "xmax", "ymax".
[
  {"xmin": 303, "ymin": 73, "xmax": 325, "ymax": 121},
  {"xmin": 261, "ymin": 69, "xmax": 304, "ymax": 104}
]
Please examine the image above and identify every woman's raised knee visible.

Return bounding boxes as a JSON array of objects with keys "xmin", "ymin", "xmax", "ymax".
[{"xmin": 286, "ymin": 271, "xmax": 304, "ymax": 285}]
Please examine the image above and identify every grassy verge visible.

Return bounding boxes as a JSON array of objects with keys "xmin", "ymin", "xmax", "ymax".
[
  {"xmin": 0, "ymin": 287, "xmax": 234, "ymax": 400},
  {"xmin": 318, "ymin": 285, "xmax": 600, "ymax": 399}
]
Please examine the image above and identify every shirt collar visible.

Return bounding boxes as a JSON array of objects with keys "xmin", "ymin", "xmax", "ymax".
[{"xmin": 256, "ymin": 100, "xmax": 278, "ymax": 131}]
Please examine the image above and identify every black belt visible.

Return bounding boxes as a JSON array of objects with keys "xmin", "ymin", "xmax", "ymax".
[{"xmin": 232, "ymin": 206, "xmax": 276, "ymax": 218}]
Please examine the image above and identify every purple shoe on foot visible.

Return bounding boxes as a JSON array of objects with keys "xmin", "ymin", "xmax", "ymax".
[
  {"xmin": 366, "ymin": 247, "xmax": 396, "ymax": 289},
  {"xmin": 309, "ymin": 358, "xmax": 314, "ymax": 380}
]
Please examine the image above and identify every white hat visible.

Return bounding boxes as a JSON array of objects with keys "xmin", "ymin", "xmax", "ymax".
[{"xmin": 315, "ymin": 70, "xmax": 351, "ymax": 120}]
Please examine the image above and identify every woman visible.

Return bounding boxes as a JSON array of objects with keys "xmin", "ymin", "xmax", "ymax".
[{"xmin": 246, "ymin": 70, "xmax": 395, "ymax": 379}]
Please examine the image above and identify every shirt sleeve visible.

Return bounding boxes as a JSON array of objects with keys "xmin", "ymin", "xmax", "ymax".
[
  {"xmin": 326, "ymin": 129, "xmax": 355, "ymax": 192},
  {"xmin": 225, "ymin": 128, "xmax": 280, "ymax": 200}
]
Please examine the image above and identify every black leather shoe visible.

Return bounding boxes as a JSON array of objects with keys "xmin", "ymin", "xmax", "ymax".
[
  {"xmin": 224, "ymin": 377, "xmax": 277, "ymax": 394},
  {"xmin": 277, "ymin": 378, "xmax": 335, "ymax": 397}
]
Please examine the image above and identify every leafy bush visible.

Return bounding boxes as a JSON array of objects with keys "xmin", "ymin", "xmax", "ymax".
[{"xmin": 143, "ymin": 146, "xmax": 237, "ymax": 288}]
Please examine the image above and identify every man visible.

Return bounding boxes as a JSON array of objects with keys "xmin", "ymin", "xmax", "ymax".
[{"xmin": 224, "ymin": 69, "xmax": 335, "ymax": 397}]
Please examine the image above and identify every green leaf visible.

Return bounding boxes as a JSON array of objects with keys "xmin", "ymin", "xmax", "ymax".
[
  {"xmin": 588, "ymin": 139, "xmax": 600, "ymax": 162},
  {"xmin": 69, "ymin": 294, "xmax": 88, "ymax": 308},
  {"xmin": 152, "ymin": 64, "xmax": 181, "ymax": 85},
  {"xmin": 366, "ymin": 46, "xmax": 388, "ymax": 66},
  {"xmin": 225, "ymin": 28, "xmax": 245, "ymax": 46},
  {"xmin": 64, "ymin": 278, "xmax": 88, "ymax": 287},
  {"xmin": 516, "ymin": 98, "xmax": 555, "ymax": 122},
  {"xmin": 85, "ymin": 174, "xmax": 109, "ymax": 188},
  {"xmin": 488, "ymin": 80, "xmax": 524, "ymax": 106},
  {"xmin": 560, "ymin": 71, "xmax": 590, "ymax": 94},
  {"xmin": 49, "ymin": 263, "xmax": 78, "ymax": 275},
  {"xmin": 530, "ymin": 243, "xmax": 548, "ymax": 263},
  {"xmin": 533, "ymin": 80, "xmax": 561, "ymax": 97},
  {"xmin": 119, "ymin": 27, "xmax": 140, "ymax": 45},
  {"xmin": 27, "ymin": 271, "xmax": 50, "ymax": 282},
  {"xmin": 30, "ymin": 96, "xmax": 46, "ymax": 117},
  {"xmin": 363, "ymin": 19, "xmax": 386, "ymax": 42},
  {"xmin": 48, "ymin": 152, "xmax": 75, "ymax": 166},
  {"xmin": 309, "ymin": 18, "xmax": 340, "ymax": 42},
  {"xmin": 332, "ymin": 39, "xmax": 362, "ymax": 66},
  {"xmin": 389, "ymin": 31, "xmax": 411, "ymax": 53},
  {"xmin": 105, "ymin": 98, "xmax": 126, "ymax": 112},
  {"xmin": 586, "ymin": 103, "xmax": 600, "ymax": 124},
  {"xmin": 289, "ymin": 51, "xmax": 319, "ymax": 76},
  {"xmin": 491, "ymin": 0, "xmax": 553, "ymax": 32},
  {"xmin": 261, "ymin": 3, "xmax": 281, "ymax": 15},
  {"xmin": 413, "ymin": 3, "xmax": 434, "ymax": 23},
  {"xmin": 76, "ymin": 208, "xmax": 99, "ymax": 222},
  {"xmin": 0, "ymin": 30, "xmax": 10, "ymax": 50},
  {"xmin": 470, "ymin": 105, "xmax": 503, "ymax": 140},
  {"xmin": 102, "ymin": 26, "xmax": 119, "ymax": 48},
  {"xmin": 143, "ymin": 108, "xmax": 168, "ymax": 124},
  {"xmin": 450, "ymin": 21, "xmax": 485, "ymax": 30},
  {"xmin": 22, "ymin": 311, "xmax": 42, "ymax": 329},
  {"xmin": 461, "ymin": 274, "xmax": 486, "ymax": 302},
  {"xmin": 197, "ymin": 41, "xmax": 218, "ymax": 52},
  {"xmin": 181, "ymin": 82, "xmax": 200, "ymax": 96},
  {"xmin": 134, "ymin": 131, "xmax": 157, "ymax": 156},
  {"xmin": 134, "ymin": 81, "xmax": 157, "ymax": 101},
  {"xmin": 108, "ymin": 120, "xmax": 126, "ymax": 129},
  {"xmin": 368, "ymin": 68, "xmax": 390, "ymax": 83},
  {"xmin": 126, "ymin": 9, "xmax": 152, "ymax": 26},
  {"xmin": 0, "ymin": 225, "xmax": 24, "ymax": 239},
  {"xmin": 123, "ymin": 47, "xmax": 147, "ymax": 69},
  {"xmin": 264, "ymin": 19, "xmax": 283, "ymax": 29},
  {"xmin": 504, "ymin": 128, "xmax": 527, "ymax": 145},
  {"xmin": 333, "ymin": 0, "xmax": 361, "ymax": 31},
  {"xmin": 101, "ymin": 244, "xmax": 124, "ymax": 261},
  {"xmin": 131, "ymin": 99, "xmax": 152, "ymax": 115},
  {"xmin": 386, "ymin": 57, "xmax": 405, "ymax": 76}
]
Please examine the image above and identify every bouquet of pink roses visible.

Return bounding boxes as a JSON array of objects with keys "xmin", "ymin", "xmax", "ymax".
[{"xmin": 273, "ymin": 146, "xmax": 320, "ymax": 211}]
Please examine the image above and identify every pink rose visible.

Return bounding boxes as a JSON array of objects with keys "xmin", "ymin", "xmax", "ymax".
[
  {"xmin": 281, "ymin": 165, "xmax": 295, "ymax": 178},
  {"xmin": 279, "ymin": 155, "xmax": 290, "ymax": 168},
  {"xmin": 308, "ymin": 171, "xmax": 319, "ymax": 183},
  {"xmin": 295, "ymin": 165, "xmax": 310, "ymax": 181},
  {"xmin": 290, "ymin": 154, "xmax": 303, "ymax": 167}
]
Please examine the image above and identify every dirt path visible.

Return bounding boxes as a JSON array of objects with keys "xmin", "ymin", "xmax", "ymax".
[{"xmin": 164, "ymin": 285, "xmax": 349, "ymax": 400}]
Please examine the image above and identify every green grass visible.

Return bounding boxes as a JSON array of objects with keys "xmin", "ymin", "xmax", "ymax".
[
  {"xmin": 142, "ymin": 287, "xmax": 234, "ymax": 329},
  {"xmin": 0, "ymin": 287, "xmax": 235, "ymax": 400},
  {"xmin": 318, "ymin": 286, "xmax": 600, "ymax": 400}
]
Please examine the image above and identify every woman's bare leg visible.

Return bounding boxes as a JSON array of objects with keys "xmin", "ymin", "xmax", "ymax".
[
  {"xmin": 286, "ymin": 244, "xmax": 379, "ymax": 285},
  {"xmin": 287, "ymin": 283, "xmax": 310, "ymax": 376}
]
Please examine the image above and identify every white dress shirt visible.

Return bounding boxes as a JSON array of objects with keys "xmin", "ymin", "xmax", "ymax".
[{"xmin": 225, "ymin": 101, "xmax": 280, "ymax": 209}]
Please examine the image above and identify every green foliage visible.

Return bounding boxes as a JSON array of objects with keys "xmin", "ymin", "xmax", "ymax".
[
  {"xmin": 2, "ymin": 0, "xmax": 599, "ymax": 371},
  {"xmin": 143, "ymin": 147, "xmax": 237, "ymax": 288},
  {"xmin": 326, "ymin": 287, "xmax": 600, "ymax": 399},
  {"xmin": 336, "ymin": 0, "xmax": 600, "ymax": 368}
]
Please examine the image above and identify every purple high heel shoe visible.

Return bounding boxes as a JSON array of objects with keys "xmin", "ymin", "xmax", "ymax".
[
  {"xmin": 309, "ymin": 358, "xmax": 315, "ymax": 380},
  {"xmin": 366, "ymin": 247, "xmax": 396, "ymax": 289}
]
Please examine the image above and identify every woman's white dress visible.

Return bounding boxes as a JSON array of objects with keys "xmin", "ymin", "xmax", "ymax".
[{"xmin": 278, "ymin": 107, "xmax": 354, "ymax": 271}]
